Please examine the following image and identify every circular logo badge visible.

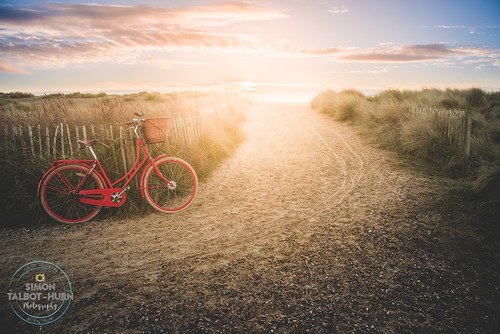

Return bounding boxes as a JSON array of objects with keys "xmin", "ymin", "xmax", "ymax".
[{"xmin": 7, "ymin": 261, "xmax": 73, "ymax": 325}]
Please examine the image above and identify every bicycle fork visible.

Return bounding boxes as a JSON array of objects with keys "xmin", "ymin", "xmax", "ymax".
[{"xmin": 153, "ymin": 163, "xmax": 176, "ymax": 189}]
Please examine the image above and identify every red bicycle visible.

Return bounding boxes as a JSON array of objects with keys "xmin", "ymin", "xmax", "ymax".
[{"xmin": 37, "ymin": 111, "xmax": 198, "ymax": 224}]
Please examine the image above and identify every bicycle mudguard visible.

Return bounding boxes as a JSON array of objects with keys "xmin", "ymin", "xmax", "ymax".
[
  {"xmin": 139, "ymin": 154, "xmax": 167, "ymax": 197},
  {"xmin": 50, "ymin": 159, "xmax": 95, "ymax": 168},
  {"xmin": 37, "ymin": 161, "xmax": 105, "ymax": 197},
  {"xmin": 79, "ymin": 188, "xmax": 126, "ymax": 207}
]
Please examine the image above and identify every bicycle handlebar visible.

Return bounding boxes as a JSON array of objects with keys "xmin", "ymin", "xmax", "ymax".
[{"xmin": 125, "ymin": 111, "xmax": 146, "ymax": 126}]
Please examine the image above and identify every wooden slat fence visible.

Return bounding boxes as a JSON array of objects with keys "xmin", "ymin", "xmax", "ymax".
[{"xmin": 1, "ymin": 115, "xmax": 203, "ymax": 162}]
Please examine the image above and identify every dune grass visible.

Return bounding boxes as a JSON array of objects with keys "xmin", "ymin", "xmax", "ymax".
[
  {"xmin": 311, "ymin": 88, "xmax": 500, "ymax": 224},
  {"xmin": 0, "ymin": 91, "xmax": 250, "ymax": 227}
]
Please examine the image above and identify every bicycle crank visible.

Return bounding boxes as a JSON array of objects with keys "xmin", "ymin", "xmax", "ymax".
[
  {"xmin": 79, "ymin": 188, "xmax": 127, "ymax": 207},
  {"xmin": 111, "ymin": 186, "xmax": 130, "ymax": 203}
]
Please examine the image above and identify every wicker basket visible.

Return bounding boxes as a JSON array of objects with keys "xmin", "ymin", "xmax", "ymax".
[{"xmin": 142, "ymin": 117, "xmax": 172, "ymax": 144}]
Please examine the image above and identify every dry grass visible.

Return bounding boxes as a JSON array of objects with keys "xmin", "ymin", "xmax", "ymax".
[
  {"xmin": 311, "ymin": 88, "xmax": 500, "ymax": 225},
  {"xmin": 0, "ymin": 91, "xmax": 251, "ymax": 227}
]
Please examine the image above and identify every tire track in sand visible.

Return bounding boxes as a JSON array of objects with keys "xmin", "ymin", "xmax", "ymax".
[
  {"xmin": 0, "ymin": 102, "xmax": 369, "ymax": 283},
  {"xmin": 114, "ymin": 102, "xmax": 368, "ymax": 270},
  {"xmin": 309, "ymin": 117, "xmax": 365, "ymax": 209}
]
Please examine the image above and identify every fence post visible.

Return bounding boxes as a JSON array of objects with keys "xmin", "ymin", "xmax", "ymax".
[
  {"xmin": 66, "ymin": 124, "xmax": 73, "ymax": 156},
  {"xmin": 119, "ymin": 126, "xmax": 127, "ymax": 174},
  {"xmin": 53, "ymin": 125, "xmax": 60, "ymax": 159},
  {"xmin": 129, "ymin": 127, "xmax": 140, "ymax": 190},
  {"xmin": 37, "ymin": 124, "xmax": 42, "ymax": 155},
  {"xmin": 186, "ymin": 117, "xmax": 193, "ymax": 144},
  {"xmin": 464, "ymin": 110, "xmax": 472, "ymax": 159},
  {"xmin": 60, "ymin": 122, "xmax": 65, "ymax": 158},
  {"xmin": 196, "ymin": 115, "xmax": 201, "ymax": 140},
  {"xmin": 18, "ymin": 125, "xmax": 25, "ymax": 148},
  {"xmin": 4, "ymin": 125, "xmax": 10, "ymax": 158},
  {"xmin": 180, "ymin": 118, "xmax": 189, "ymax": 145},
  {"xmin": 45, "ymin": 126, "xmax": 50, "ymax": 156},
  {"xmin": 171, "ymin": 118, "xmax": 179, "ymax": 143},
  {"xmin": 28, "ymin": 125, "xmax": 35, "ymax": 157}
]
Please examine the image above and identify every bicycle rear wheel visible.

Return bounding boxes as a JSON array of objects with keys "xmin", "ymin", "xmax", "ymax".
[
  {"xmin": 143, "ymin": 157, "xmax": 198, "ymax": 212},
  {"xmin": 40, "ymin": 164, "xmax": 104, "ymax": 224}
]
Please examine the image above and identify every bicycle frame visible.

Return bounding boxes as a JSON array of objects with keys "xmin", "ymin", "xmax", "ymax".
[{"xmin": 37, "ymin": 126, "xmax": 173, "ymax": 207}]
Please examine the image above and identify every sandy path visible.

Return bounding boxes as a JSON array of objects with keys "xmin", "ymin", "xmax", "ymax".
[{"xmin": 1, "ymin": 102, "xmax": 494, "ymax": 333}]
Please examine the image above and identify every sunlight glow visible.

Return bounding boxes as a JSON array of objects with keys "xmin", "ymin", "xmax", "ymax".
[
  {"xmin": 239, "ymin": 82, "xmax": 257, "ymax": 92},
  {"xmin": 0, "ymin": 1, "xmax": 499, "ymax": 93}
]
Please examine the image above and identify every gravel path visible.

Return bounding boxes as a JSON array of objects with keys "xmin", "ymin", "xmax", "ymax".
[{"xmin": 1, "ymin": 102, "xmax": 497, "ymax": 333}]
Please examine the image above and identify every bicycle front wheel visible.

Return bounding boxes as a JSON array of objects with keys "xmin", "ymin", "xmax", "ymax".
[
  {"xmin": 143, "ymin": 157, "xmax": 198, "ymax": 213},
  {"xmin": 40, "ymin": 164, "xmax": 104, "ymax": 224}
]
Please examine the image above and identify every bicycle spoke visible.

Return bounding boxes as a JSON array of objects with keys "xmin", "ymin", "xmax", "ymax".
[
  {"xmin": 41, "ymin": 165, "xmax": 103, "ymax": 224},
  {"xmin": 144, "ymin": 158, "xmax": 197, "ymax": 212}
]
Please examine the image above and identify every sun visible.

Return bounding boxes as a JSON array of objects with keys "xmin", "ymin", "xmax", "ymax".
[{"xmin": 239, "ymin": 82, "xmax": 257, "ymax": 92}]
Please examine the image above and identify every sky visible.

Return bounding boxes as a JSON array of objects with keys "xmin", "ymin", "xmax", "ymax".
[{"xmin": 0, "ymin": 0, "xmax": 499, "ymax": 101}]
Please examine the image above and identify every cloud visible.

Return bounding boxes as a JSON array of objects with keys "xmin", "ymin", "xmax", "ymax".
[
  {"xmin": 1, "ymin": 3, "xmax": 498, "ymax": 74},
  {"xmin": 0, "ymin": 2, "xmax": 287, "ymax": 71},
  {"xmin": 276, "ymin": 46, "xmax": 341, "ymax": 57},
  {"xmin": 0, "ymin": 58, "xmax": 30, "ymax": 74},
  {"xmin": 328, "ymin": 6, "xmax": 349, "ymax": 14},
  {"xmin": 0, "ymin": 2, "xmax": 288, "ymax": 29},
  {"xmin": 350, "ymin": 66, "xmax": 392, "ymax": 74},
  {"xmin": 435, "ymin": 25, "xmax": 469, "ymax": 29},
  {"xmin": 303, "ymin": 47, "xmax": 342, "ymax": 56},
  {"xmin": 464, "ymin": 53, "xmax": 500, "ymax": 68},
  {"xmin": 428, "ymin": 24, "xmax": 500, "ymax": 35},
  {"xmin": 338, "ymin": 43, "xmax": 488, "ymax": 62}
]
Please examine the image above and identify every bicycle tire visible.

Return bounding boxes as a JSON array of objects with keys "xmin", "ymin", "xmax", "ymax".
[
  {"xmin": 40, "ymin": 164, "xmax": 104, "ymax": 224},
  {"xmin": 143, "ymin": 157, "xmax": 198, "ymax": 213}
]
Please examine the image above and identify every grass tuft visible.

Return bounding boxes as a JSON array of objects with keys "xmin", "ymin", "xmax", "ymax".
[
  {"xmin": 311, "ymin": 88, "xmax": 500, "ymax": 225},
  {"xmin": 0, "ymin": 91, "xmax": 250, "ymax": 227}
]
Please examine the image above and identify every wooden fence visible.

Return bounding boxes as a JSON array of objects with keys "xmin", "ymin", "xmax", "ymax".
[{"xmin": 1, "ymin": 115, "xmax": 203, "ymax": 161}]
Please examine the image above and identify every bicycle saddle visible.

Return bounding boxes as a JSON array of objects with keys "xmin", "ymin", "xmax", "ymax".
[{"xmin": 77, "ymin": 139, "xmax": 98, "ymax": 149}]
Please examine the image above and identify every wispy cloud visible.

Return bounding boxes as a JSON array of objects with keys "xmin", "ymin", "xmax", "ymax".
[
  {"xmin": 276, "ymin": 46, "xmax": 342, "ymax": 57},
  {"xmin": 426, "ymin": 24, "xmax": 500, "ymax": 35},
  {"xmin": 434, "ymin": 25, "xmax": 469, "ymax": 29},
  {"xmin": 252, "ymin": 41, "xmax": 498, "ymax": 69},
  {"xmin": 350, "ymin": 66, "xmax": 393, "ymax": 74},
  {"xmin": 0, "ymin": 2, "xmax": 288, "ymax": 29},
  {"xmin": 0, "ymin": 58, "xmax": 30, "ymax": 74},
  {"xmin": 1, "ymin": 2, "xmax": 499, "ymax": 75},
  {"xmin": 0, "ymin": 2, "xmax": 288, "ymax": 71},
  {"xmin": 463, "ymin": 52, "xmax": 500, "ymax": 69},
  {"xmin": 337, "ymin": 43, "xmax": 491, "ymax": 63},
  {"xmin": 328, "ymin": 6, "xmax": 349, "ymax": 14}
]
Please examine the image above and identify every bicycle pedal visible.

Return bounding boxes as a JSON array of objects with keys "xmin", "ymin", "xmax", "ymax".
[{"xmin": 119, "ymin": 186, "xmax": 130, "ymax": 195}]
